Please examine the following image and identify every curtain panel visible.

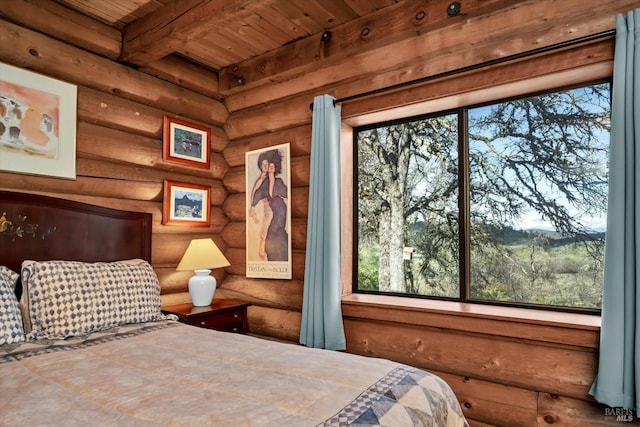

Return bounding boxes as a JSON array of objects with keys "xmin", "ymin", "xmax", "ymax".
[
  {"xmin": 590, "ymin": 8, "xmax": 640, "ymax": 415},
  {"xmin": 299, "ymin": 94, "xmax": 346, "ymax": 350}
]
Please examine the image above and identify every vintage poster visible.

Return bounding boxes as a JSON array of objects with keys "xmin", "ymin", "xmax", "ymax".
[{"xmin": 245, "ymin": 143, "xmax": 292, "ymax": 279}]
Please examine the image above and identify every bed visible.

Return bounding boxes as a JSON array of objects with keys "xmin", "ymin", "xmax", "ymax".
[{"xmin": 0, "ymin": 190, "xmax": 469, "ymax": 427}]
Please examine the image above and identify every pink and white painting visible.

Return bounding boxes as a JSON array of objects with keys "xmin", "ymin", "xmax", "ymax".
[{"xmin": 0, "ymin": 62, "xmax": 77, "ymax": 179}]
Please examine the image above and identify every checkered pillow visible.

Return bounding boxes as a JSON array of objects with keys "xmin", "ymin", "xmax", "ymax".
[
  {"xmin": 0, "ymin": 265, "xmax": 25, "ymax": 345},
  {"xmin": 20, "ymin": 259, "xmax": 165, "ymax": 340}
]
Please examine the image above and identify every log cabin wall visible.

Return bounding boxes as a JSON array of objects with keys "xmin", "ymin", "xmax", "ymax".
[
  {"xmin": 219, "ymin": 1, "xmax": 638, "ymax": 426},
  {"xmin": 1, "ymin": 0, "xmax": 638, "ymax": 426},
  {"xmin": 0, "ymin": 0, "xmax": 229, "ymax": 305}
]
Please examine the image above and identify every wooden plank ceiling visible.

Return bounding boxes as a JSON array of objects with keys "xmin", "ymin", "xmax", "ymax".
[{"xmin": 52, "ymin": 0, "xmax": 408, "ymax": 95}]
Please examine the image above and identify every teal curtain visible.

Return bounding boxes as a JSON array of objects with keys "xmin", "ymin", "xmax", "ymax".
[
  {"xmin": 299, "ymin": 94, "xmax": 346, "ymax": 350},
  {"xmin": 590, "ymin": 8, "xmax": 640, "ymax": 413}
]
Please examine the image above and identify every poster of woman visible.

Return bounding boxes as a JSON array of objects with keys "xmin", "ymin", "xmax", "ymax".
[{"xmin": 245, "ymin": 143, "xmax": 292, "ymax": 279}]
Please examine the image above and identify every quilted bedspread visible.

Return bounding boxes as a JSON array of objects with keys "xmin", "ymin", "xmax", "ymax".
[{"xmin": 0, "ymin": 320, "xmax": 468, "ymax": 427}]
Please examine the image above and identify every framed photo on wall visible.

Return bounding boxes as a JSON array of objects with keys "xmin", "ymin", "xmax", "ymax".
[
  {"xmin": 0, "ymin": 62, "xmax": 77, "ymax": 179},
  {"xmin": 245, "ymin": 143, "xmax": 292, "ymax": 279},
  {"xmin": 162, "ymin": 116, "xmax": 211, "ymax": 169},
  {"xmin": 162, "ymin": 180, "xmax": 211, "ymax": 227}
]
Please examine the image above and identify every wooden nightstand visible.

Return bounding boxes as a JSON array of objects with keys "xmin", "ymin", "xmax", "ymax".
[{"xmin": 162, "ymin": 299, "xmax": 250, "ymax": 333}]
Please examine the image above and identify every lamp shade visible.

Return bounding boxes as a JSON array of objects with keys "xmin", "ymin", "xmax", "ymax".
[
  {"xmin": 177, "ymin": 238, "xmax": 230, "ymax": 306},
  {"xmin": 177, "ymin": 238, "xmax": 230, "ymax": 271}
]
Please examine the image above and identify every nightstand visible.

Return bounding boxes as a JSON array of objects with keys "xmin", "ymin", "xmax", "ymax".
[{"xmin": 162, "ymin": 299, "xmax": 250, "ymax": 333}]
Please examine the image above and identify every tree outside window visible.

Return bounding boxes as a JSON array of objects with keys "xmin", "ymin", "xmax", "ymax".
[{"xmin": 355, "ymin": 82, "xmax": 610, "ymax": 311}]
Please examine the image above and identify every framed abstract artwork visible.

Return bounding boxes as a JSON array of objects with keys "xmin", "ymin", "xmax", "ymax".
[
  {"xmin": 0, "ymin": 62, "xmax": 77, "ymax": 179},
  {"xmin": 162, "ymin": 116, "xmax": 211, "ymax": 169},
  {"xmin": 245, "ymin": 143, "xmax": 292, "ymax": 279},
  {"xmin": 162, "ymin": 180, "xmax": 211, "ymax": 227}
]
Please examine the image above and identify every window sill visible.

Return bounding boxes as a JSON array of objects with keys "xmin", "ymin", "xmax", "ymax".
[{"xmin": 341, "ymin": 293, "xmax": 600, "ymax": 349}]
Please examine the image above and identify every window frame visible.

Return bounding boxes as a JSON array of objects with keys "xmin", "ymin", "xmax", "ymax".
[
  {"xmin": 339, "ymin": 41, "xmax": 613, "ymax": 325},
  {"xmin": 351, "ymin": 81, "xmax": 610, "ymax": 314}
]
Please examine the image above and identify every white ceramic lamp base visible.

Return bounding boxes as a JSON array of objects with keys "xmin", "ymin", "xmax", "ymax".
[{"xmin": 188, "ymin": 269, "xmax": 217, "ymax": 306}]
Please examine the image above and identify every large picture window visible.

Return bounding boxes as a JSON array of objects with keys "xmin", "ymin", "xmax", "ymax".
[{"xmin": 354, "ymin": 81, "xmax": 610, "ymax": 312}]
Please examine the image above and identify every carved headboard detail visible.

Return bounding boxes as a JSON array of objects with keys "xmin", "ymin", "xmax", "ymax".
[{"xmin": 0, "ymin": 191, "xmax": 152, "ymax": 280}]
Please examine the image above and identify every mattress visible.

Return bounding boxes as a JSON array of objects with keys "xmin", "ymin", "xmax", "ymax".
[{"xmin": 1, "ymin": 320, "xmax": 468, "ymax": 427}]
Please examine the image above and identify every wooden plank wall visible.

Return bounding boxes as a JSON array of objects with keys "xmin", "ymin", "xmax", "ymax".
[
  {"xmin": 0, "ymin": 0, "xmax": 228, "ymax": 305},
  {"xmin": 2, "ymin": 0, "xmax": 639, "ymax": 425},
  {"xmin": 217, "ymin": 1, "xmax": 637, "ymax": 425}
]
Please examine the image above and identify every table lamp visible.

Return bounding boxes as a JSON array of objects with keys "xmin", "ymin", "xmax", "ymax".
[{"xmin": 177, "ymin": 238, "xmax": 230, "ymax": 306}]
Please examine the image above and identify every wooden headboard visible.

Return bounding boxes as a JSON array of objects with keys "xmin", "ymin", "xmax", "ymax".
[{"xmin": 0, "ymin": 191, "xmax": 152, "ymax": 279}]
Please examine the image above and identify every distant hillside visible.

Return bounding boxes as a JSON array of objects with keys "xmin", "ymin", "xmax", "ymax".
[
  {"xmin": 489, "ymin": 224, "xmax": 605, "ymax": 246},
  {"xmin": 176, "ymin": 194, "xmax": 200, "ymax": 208},
  {"xmin": 408, "ymin": 221, "xmax": 605, "ymax": 246}
]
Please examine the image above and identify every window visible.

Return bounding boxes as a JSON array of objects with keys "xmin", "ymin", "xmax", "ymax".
[{"xmin": 354, "ymin": 82, "xmax": 610, "ymax": 312}]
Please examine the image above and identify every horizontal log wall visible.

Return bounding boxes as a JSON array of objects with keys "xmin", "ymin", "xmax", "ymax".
[
  {"xmin": 0, "ymin": 2, "xmax": 229, "ymax": 305},
  {"xmin": 217, "ymin": 1, "xmax": 638, "ymax": 426},
  {"xmin": 3, "ymin": 0, "xmax": 638, "ymax": 425}
]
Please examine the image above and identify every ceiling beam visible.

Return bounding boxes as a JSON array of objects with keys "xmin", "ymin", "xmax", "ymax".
[
  {"xmin": 218, "ymin": 0, "xmax": 480, "ymax": 94},
  {"xmin": 120, "ymin": 0, "xmax": 276, "ymax": 66}
]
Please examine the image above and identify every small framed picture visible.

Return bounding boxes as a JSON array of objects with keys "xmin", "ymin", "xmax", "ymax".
[
  {"xmin": 162, "ymin": 116, "xmax": 211, "ymax": 169},
  {"xmin": 162, "ymin": 180, "xmax": 211, "ymax": 227}
]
